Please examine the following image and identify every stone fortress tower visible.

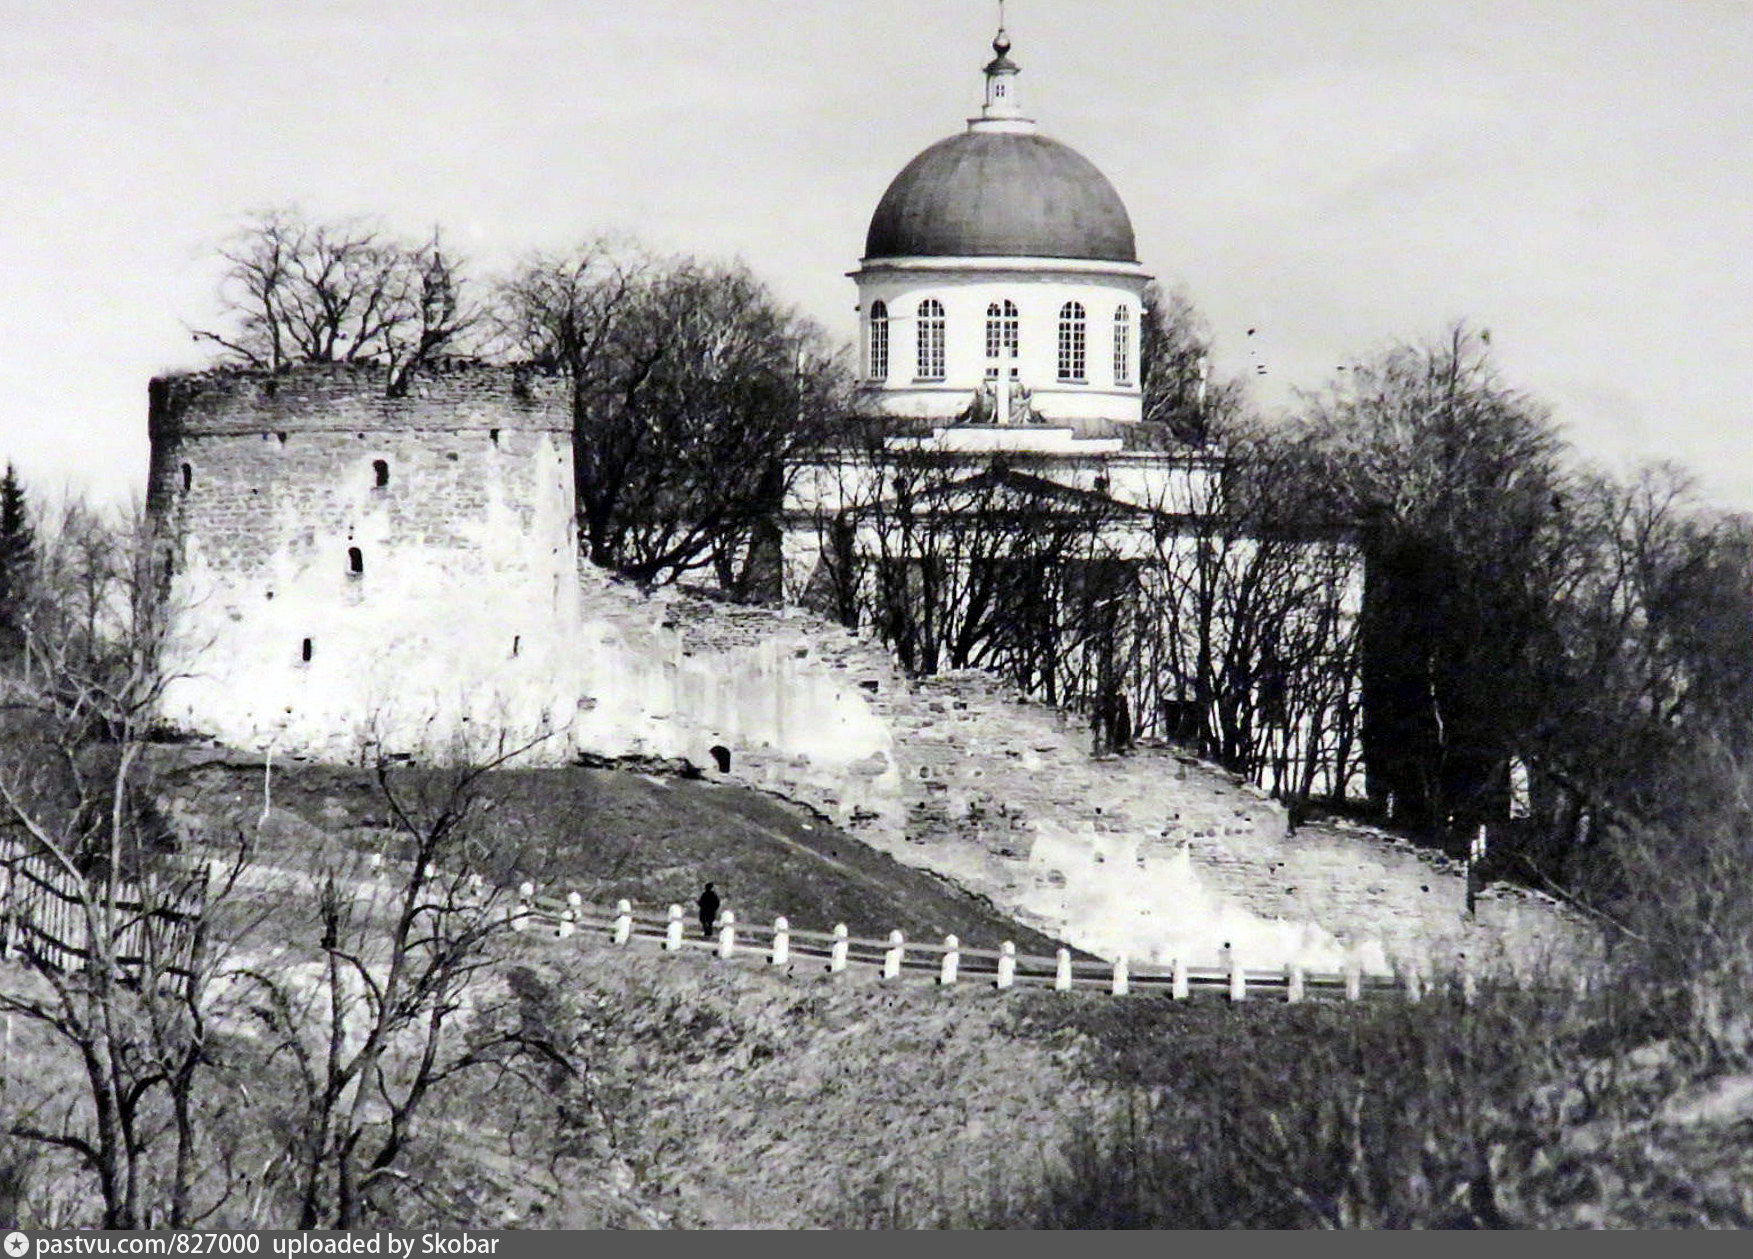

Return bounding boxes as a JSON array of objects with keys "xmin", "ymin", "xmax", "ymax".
[{"xmin": 146, "ymin": 362, "xmax": 591, "ymax": 763}]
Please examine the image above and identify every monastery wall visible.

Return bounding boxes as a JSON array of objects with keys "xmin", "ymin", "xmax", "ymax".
[{"xmin": 566, "ymin": 574, "xmax": 1595, "ymax": 976}]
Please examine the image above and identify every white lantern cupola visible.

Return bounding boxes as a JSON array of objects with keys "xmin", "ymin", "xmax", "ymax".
[{"xmin": 975, "ymin": 20, "xmax": 1033, "ymax": 133}]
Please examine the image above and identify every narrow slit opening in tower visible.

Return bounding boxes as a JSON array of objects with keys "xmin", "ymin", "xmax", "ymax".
[
  {"xmin": 373, "ymin": 459, "xmax": 389, "ymax": 487},
  {"xmin": 301, "ymin": 637, "xmax": 313, "ymax": 663},
  {"xmin": 511, "ymin": 634, "xmax": 521, "ymax": 658},
  {"xmin": 709, "ymin": 745, "xmax": 732, "ymax": 774},
  {"xmin": 180, "ymin": 462, "xmax": 192, "ymax": 492},
  {"xmin": 348, "ymin": 547, "xmax": 364, "ymax": 575}
]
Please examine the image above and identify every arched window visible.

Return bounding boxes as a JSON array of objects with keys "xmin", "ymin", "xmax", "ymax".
[
  {"xmin": 347, "ymin": 547, "xmax": 364, "ymax": 576},
  {"xmin": 916, "ymin": 299, "xmax": 946, "ymax": 381},
  {"xmin": 1112, "ymin": 305, "xmax": 1132, "ymax": 386},
  {"xmin": 985, "ymin": 300, "xmax": 1019, "ymax": 361},
  {"xmin": 1057, "ymin": 301, "xmax": 1087, "ymax": 382},
  {"xmin": 372, "ymin": 459, "xmax": 389, "ymax": 488},
  {"xmin": 868, "ymin": 300, "xmax": 889, "ymax": 381}
]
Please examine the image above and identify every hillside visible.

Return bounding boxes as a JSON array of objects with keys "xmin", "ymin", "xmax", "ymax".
[
  {"xmin": 157, "ymin": 752, "xmax": 1076, "ymax": 955},
  {"xmin": 1, "ymin": 753, "xmax": 1735, "ymax": 1229}
]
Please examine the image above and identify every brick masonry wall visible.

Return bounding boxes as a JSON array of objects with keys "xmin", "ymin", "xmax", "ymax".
[{"xmin": 149, "ymin": 364, "xmax": 589, "ymax": 761}]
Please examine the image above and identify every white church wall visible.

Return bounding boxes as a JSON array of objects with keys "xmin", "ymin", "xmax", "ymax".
[{"xmin": 854, "ymin": 263, "xmax": 1147, "ymax": 424}]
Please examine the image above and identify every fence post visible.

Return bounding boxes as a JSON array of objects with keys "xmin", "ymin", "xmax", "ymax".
[
  {"xmin": 1054, "ymin": 948, "xmax": 1072, "ymax": 992},
  {"xmin": 1171, "ymin": 956, "xmax": 1189, "ymax": 1001},
  {"xmin": 829, "ymin": 923, "xmax": 849, "ymax": 974},
  {"xmin": 771, "ymin": 916, "xmax": 790, "ymax": 967},
  {"xmin": 613, "ymin": 899, "xmax": 633, "ymax": 946},
  {"xmin": 717, "ymin": 910, "xmax": 737, "ymax": 960},
  {"xmin": 1229, "ymin": 952, "xmax": 1247, "ymax": 1003},
  {"xmin": 1286, "ymin": 961, "xmax": 1304, "ymax": 1004},
  {"xmin": 1111, "ymin": 955, "xmax": 1129, "ymax": 997},
  {"xmin": 559, "ymin": 891, "xmax": 580, "ymax": 939},
  {"xmin": 0, "ymin": 847, "xmax": 11, "ymax": 959},
  {"xmin": 1344, "ymin": 957, "xmax": 1362, "ymax": 1002},
  {"xmin": 939, "ymin": 935, "xmax": 960, "ymax": 986},
  {"xmin": 663, "ymin": 904, "xmax": 684, "ymax": 951},
  {"xmin": 513, "ymin": 881, "xmax": 535, "ymax": 933},
  {"xmin": 996, "ymin": 941, "xmax": 1016, "ymax": 990},
  {"xmin": 883, "ymin": 930, "xmax": 905, "ymax": 979}
]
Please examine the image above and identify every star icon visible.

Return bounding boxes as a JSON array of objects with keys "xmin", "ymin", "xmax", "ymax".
[{"xmin": 5, "ymin": 1232, "xmax": 29, "ymax": 1257}]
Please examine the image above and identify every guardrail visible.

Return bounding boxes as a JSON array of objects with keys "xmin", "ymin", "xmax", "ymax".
[{"xmin": 500, "ymin": 884, "xmax": 1443, "ymax": 1004}]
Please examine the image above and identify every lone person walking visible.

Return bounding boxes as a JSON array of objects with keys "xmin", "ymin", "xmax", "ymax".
[{"xmin": 697, "ymin": 882, "xmax": 721, "ymax": 938}]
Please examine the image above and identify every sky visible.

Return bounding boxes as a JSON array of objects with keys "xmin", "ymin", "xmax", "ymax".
[{"xmin": 2, "ymin": 0, "xmax": 1750, "ymax": 511}]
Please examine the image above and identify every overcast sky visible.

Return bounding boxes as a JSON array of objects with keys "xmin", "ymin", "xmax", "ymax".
[{"xmin": 3, "ymin": 0, "xmax": 1750, "ymax": 510}]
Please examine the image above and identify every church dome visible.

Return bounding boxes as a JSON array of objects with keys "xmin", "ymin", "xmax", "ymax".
[{"xmin": 864, "ymin": 130, "xmax": 1138, "ymax": 264}]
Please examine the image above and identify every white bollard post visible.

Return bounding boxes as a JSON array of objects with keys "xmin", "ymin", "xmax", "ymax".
[
  {"xmin": 883, "ymin": 930, "xmax": 905, "ymax": 979},
  {"xmin": 1286, "ymin": 961, "xmax": 1304, "ymax": 1004},
  {"xmin": 829, "ymin": 923, "xmax": 849, "ymax": 974},
  {"xmin": 996, "ymin": 941, "xmax": 1016, "ymax": 990},
  {"xmin": 770, "ymin": 916, "xmax": 790, "ymax": 967},
  {"xmin": 1462, "ymin": 962, "xmax": 1478, "ymax": 1008},
  {"xmin": 1054, "ymin": 948, "xmax": 1072, "ymax": 992},
  {"xmin": 513, "ymin": 881, "xmax": 535, "ymax": 933},
  {"xmin": 717, "ymin": 909, "xmax": 737, "ymax": 960},
  {"xmin": 559, "ymin": 891, "xmax": 581, "ymax": 939},
  {"xmin": 1171, "ymin": 956, "xmax": 1189, "ymax": 1001},
  {"xmin": 1344, "ymin": 958, "xmax": 1362, "ymax": 1002},
  {"xmin": 1403, "ymin": 960, "xmax": 1423, "ymax": 1002},
  {"xmin": 613, "ymin": 899, "xmax": 633, "ymax": 946},
  {"xmin": 939, "ymin": 935, "xmax": 960, "ymax": 986},
  {"xmin": 663, "ymin": 904, "xmax": 684, "ymax": 951},
  {"xmin": 1111, "ymin": 956, "xmax": 1129, "ymax": 997},
  {"xmin": 1229, "ymin": 952, "xmax": 1247, "ymax": 1003}
]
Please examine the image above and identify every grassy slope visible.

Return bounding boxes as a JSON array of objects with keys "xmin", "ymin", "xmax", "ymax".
[
  {"xmin": 126, "ymin": 755, "xmax": 1753, "ymax": 1229},
  {"xmin": 163, "ymin": 756, "xmax": 1075, "ymax": 953}
]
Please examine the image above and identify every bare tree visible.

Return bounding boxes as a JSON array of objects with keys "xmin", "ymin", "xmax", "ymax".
[
  {"xmin": 1134, "ymin": 426, "xmax": 1364, "ymax": 805},
  {"xmin": 0, "ymin": 504, "xmax": 249, "ymax": 1228},
  {"xmin": 1139, "ymin": 283, "xmax": 1246, "ymax": 447},
  {"xmin": 1292, "ymin": 325, "xmax": 1573, "ymax": 839},
  {"xmin": 493, "ymin": 241, "xmax": 848, "ymax": 590},
  {"xmin": 189, "ymin": 208, "xmax": 479, "ymax": 393},
  {"xmin": 238, "ymin": 740, "xmax": 541, "ymax": 1228},
  {"xmin": 803, "ymin": 433, "xmax": 1147, "ymax": 745}
]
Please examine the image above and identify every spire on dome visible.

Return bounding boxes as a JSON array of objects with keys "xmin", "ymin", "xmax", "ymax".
[{"xmin": 973, "ymin": 1, "xmax": 1033, "ymax": 132}]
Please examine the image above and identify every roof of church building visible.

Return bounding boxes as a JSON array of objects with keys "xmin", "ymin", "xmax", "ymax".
[
  {"xmin": 864, "ymin": 130, "xmax": 1137, "ymax": 264},
  {"xmin": 863, "ymin": 18, "xmax": 1138, "ymax": 265}
]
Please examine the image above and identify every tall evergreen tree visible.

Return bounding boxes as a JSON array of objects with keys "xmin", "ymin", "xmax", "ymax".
[{"xmin": 0, "ymin": 461, "xmax": 35, "ymax": 659}]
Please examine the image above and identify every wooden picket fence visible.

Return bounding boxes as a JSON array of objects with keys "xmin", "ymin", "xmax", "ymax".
[
  {"xmin": 501, "ymin": 884, "xmax": 1440, "ymax": 1004},
  {"xmin": 0, "ymin": 837, "xmax": 209, "ymax": 993}
]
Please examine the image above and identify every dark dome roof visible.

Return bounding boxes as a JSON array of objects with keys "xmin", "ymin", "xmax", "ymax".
[{"xmin": 865, "ymin": 130, "xmax": 1137, "ymax": 263}]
